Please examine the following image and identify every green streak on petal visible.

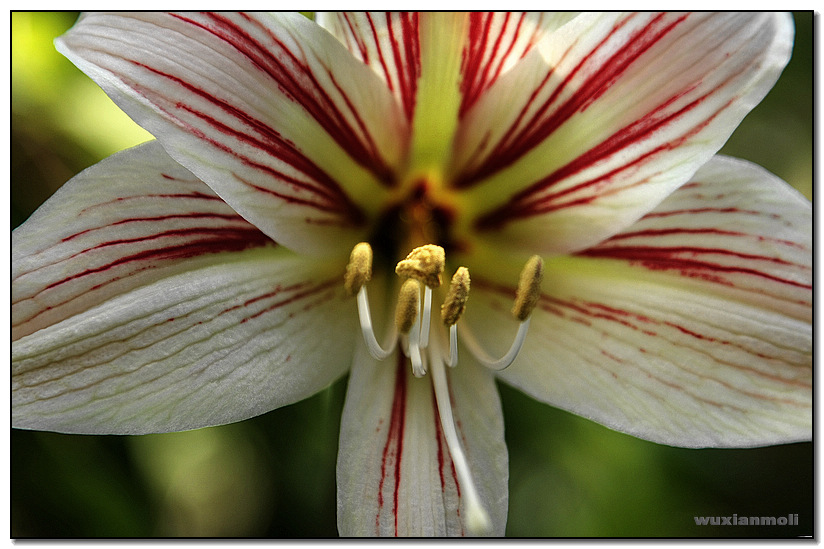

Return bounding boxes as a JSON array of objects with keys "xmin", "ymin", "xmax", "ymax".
[{"xmin": 407, "ymin": 13, "xmax": 467, "ymax": 175}]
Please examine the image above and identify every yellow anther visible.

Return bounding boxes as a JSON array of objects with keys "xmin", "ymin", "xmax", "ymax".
[
  {"xmin": 441, "ymin": 267, "xmax": 470, "ymax": 326},
  {"xmin": 512, "ymin": 255, "xmax": 543, "ymax": 321},
  {"xmin": 344, "ymin": 242, "xmax": 373, "ymax": 296},
  {"xmin": 395, "ymin": 278, "xmax": 421, "ymax": 334},
  {"xmin": 395, "ymin": 244, "xmax": 445, "ymax": 288}
]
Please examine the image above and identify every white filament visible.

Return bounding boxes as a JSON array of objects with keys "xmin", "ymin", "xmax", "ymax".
[
  {"xmin": 408, "ymin": 288, "xmax": 426, "ymax": 377},
  {"xmin": 356, "ymin": 286, "xmax": 396, "ymax": 360},
  {"xmin": 447, "ymin": 324, "xmax": 458, "ymax": 368},
  {"xmin": 419, "ymin": 285, "xmax": 433, "ymax": 349},
  {"xmin": 459, "ymin": 317, "xmax": 531, "ymax": 371}
]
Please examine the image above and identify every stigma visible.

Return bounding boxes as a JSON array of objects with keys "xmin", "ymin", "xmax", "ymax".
[{"xmin": 344, "ymin": 241, "xmax": 544, "ymax": 535}]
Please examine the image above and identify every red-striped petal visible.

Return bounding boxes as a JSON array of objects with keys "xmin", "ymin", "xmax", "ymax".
[
  {"xmin": 578, "ymin": 156, "xmax": 811, "ymax": 321},
  {"xmin": 452, "ymin": 12, "xmax": 793, "ymax": 256},
  {"xmin": 464, "ymin": 156, "xmax": 811, "ymax": 447},
  {"xmin": 12, "ymin": 142, "xmax": 274, "ymax": 340},
  {"xmin": 459, "ymin": 12, "xmax": 577, "ymax": 117},
  {"xmin": 12, "ymin": 142, "xmax": 356, "ymax": 433},
  {"xmin": 13, "ymin": 245, "xmax": 354, "ymax": 434},
  {"xmin": 337, "ymin": 343, "xmax": 507, "ymax": 536},
  {"xmin": 318, "ymin": 12, "xmax": 576, "ymax": 123},
  {"xmin": 317, "ymin": 12, "xmax": 421, "ymax": 122},
  {"xmin": 56, "ymin": 12, "xmax": 408, "ymax": 255}
]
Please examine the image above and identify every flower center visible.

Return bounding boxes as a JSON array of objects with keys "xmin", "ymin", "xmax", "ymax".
[
  {"xmin": 368, "ymin": 178, "xmax": 460, "ymax": 270},
  {"xmin": 344, "ymin": 241, "xmax": 543, "ymax": 535}
]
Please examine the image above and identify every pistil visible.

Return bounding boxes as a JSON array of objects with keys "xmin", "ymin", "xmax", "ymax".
[{"xmin": 427, "ymin": 325, "xmax": 492, "ymax": 535}]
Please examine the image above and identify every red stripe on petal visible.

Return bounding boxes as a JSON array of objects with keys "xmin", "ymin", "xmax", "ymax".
[
  {"xmin": 365, "ymin": 12, "xmax": 420, "ymax": 122},
  {"xmin": 377, "ymin": 354, "xmax": 408, "ymax": 536},
  {"xmin": 61, "ymin": 213, "xmax": 248, "ymax": 243},
  {"xmin": 528, "ymin": 294, "xmax": 760, "ymax": 410},
  {"xmin": 602, "ymin": 227, "xmax": 809, "ymax": 251},
  {"xmin": 577, "ymin": 245, "xmax": 812, "ymax": 291},
  {"xmin": 42, "ymin": 227, "xmax": 273, "ymax": 293},
  {"xmin": 460, "ymin": 13, "xmax": 496, "ymax": 116},
  {"xmin": 77, "ymin": 188, "xmax": 227, "ymax": 218},
  {"xmin": 228, "ymin": 13, "xmax": 395, "ymax": 184},
  {"xmin": 546, "ymin": 297, "xmax": 811, "ymax": 396},
  {"xmin": 236, "ymin": 279, "xmax": 338, "ymax": 323},
  {"xmin": 233, "ymin": 174, "xmax": 364, "ymax": 226},
  {"xmin": 391, "ymin": 12, "xmax": 421, "ymax": 122},
  {"xmin": 642, "ymin": 206, "xmax": 772, "ymax": 220},
  {"xmin": 216, "ymin": 281, "xmax": 310, "ymax": 316},
  {"xmin": 460, "ymin": 13, "xmax": 556, "ymax": 117},
  {"xmin": 17, "ymin": 277, "xmax": 340, "ymax": 393},
  {"xmin": 367, "ymin": 14, "xmax": 394, "ymax": 92},
  {"xmin": 432, "ymin": 390, "xmax": 448, "ymax": 496},
  {"xmin": 342, "ymin": 13, "xmax": 371, "ymax": 64}
]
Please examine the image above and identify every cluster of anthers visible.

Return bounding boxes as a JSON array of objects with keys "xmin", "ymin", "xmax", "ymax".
[{"xmin": 344, "ymin": 242, "xmax": 543, "ymax": 534}]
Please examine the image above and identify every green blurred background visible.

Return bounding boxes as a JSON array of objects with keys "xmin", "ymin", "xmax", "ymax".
[{"xmin": 11, "ymin": 12, "xmax": 813, "ymax": 538}]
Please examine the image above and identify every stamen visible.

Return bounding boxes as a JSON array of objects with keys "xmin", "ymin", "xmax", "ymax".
[
  {"xmin": 441, "ymin": 267, "xmax": 470, "ymax": 326},
  {"xmin": 461, "ymin": 256, "xmax": 543, "ymax": 371},
  {"xmin": 396, "ymin": 279, "xmax": 426, "ymax": 377},
  {"xmin": 346, "ymin": 243, "xmax": 396, "ymax": 360},
  {"xmin": 395, "ymin": 244, "xmax": 445, "ymax": 288},
  {"xmin": 428, "ymin": 332, "xmax": 492, "ymax": 535},
  {"xmin": 511, "ymin": 255, "xmax": 543, "ymax": 321},
  {"xmin": 441, "ymin": 267, "xmax": 470, "ymax": 369},
  {"xmin": 395, "ymin": 278, "xmax": 421, "ymax": 335},
  {"xmin": 356, "ymin": 286, "xmax": 396, "ymax": 360},
  {"xmin": 344, "ymin": 242, "xmax": 373, "ymax": 296}
]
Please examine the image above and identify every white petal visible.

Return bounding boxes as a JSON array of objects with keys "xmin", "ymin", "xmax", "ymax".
[
  {"xmin": 13, "ymin": 141, "xmax": 274, "ymax": 340},
  {"xmin": 57, "ymin": 12, "xmax": 408, "ymax": 255},
  {"xmin": 13, "ymin": 246, "xmax": 356, "ymax": 434},
  {"xmin": 337, "ymin": 343, "xmax": 507, "ymax": 536},
  {"xmin": 466, "ymin": 157, "xmax": 811, "ymax": 447},
  {"xmin": 452, "ymin": 12, "xmax": 794, "ymax": 255}
]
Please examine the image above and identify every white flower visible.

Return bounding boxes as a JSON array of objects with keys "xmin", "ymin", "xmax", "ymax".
[{"xmin": 12, "ymin": 12, "xmax": 811, "ymax": 536}]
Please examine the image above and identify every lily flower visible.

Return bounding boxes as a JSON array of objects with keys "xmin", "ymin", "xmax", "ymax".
[{"xmin": 12, "ymin": 12, "xmax": 811, "ymax": 537}]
